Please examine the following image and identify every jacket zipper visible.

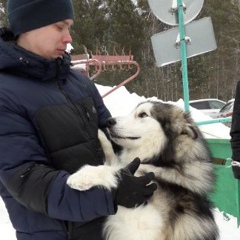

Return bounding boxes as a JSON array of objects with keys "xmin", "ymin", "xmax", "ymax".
[
  {"xmin": 83, "ymin": 106, "xmax": 91, "ymax": 121},
  {"xmin": 20, "ymin": 164, "xmax": 36, "ymax": 178},
  {"xmin": 55, "ymin": 58, "xmax": 90, "ymax": 137}
]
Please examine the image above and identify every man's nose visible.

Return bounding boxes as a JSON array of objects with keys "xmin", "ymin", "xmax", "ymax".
[{"xmin": 64, "ymin": 30, "xmax": 72, "ymax": 44}]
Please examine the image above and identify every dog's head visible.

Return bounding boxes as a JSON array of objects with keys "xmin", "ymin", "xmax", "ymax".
[{"xmin": 107, "ymin": 101, "xmax": 206, "ymax": 166}]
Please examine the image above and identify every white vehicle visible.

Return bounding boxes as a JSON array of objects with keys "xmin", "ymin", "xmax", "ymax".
[
  {"xmin": 217, "ymin": 99, "xmax": 235, "ymax": 118},
  {"xmin": 189, "ymin": 99, "xmax": 226, "ymax": 118}
]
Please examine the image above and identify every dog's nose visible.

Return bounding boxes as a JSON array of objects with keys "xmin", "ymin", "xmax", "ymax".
[{"xmin": 107, "ymin": 118, "xmax": 116, "ymax": 127}]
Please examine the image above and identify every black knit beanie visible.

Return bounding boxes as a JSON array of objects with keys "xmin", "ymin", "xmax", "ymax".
[{"xmin": 8, "ymin": 0, "xmax": 74, "ymax": 36}]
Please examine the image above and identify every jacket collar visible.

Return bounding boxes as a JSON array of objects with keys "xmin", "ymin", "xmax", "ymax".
[{"xmin": 0, "ymin": 28, "xmax": 71, "ymax": 81}]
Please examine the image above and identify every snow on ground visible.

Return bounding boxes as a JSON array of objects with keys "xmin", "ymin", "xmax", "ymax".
[
  {"xmin": 1, "ymin": 197, "xmax": 240, "ymax": 240},
  {"xmin": 0, "ymin": 84, "xmax": 239, "ymax": 239},
  {"xmin": 97, "ymin": 84, "xmax": 231, "ymax": 139}
]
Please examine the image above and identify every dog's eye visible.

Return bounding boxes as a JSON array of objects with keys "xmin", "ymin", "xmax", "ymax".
[{"xmin": 139, "ymin": 112, "xmax": 148, "ymax": 118}]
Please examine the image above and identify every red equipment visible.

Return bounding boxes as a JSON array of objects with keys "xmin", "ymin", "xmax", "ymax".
[{"xmin": 71, "ymin": 48, "xmax": 140, "ymax": 98}]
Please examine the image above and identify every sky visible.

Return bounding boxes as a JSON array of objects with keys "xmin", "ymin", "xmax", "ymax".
[{"xmin": 0, "ymin": 84, "xmax": 240, "ymax": 239}]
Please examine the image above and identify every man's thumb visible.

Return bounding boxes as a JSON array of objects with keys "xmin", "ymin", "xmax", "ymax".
[{"xmin": 125, "ymin": 158, "xmax": 141, "ymax": 174}]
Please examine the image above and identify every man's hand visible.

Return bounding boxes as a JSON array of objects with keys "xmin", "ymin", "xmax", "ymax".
[{"xmin": 114, "ymin": 158, "xmax": 157, "ymax": 208}]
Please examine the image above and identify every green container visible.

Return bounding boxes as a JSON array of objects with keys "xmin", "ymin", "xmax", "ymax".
[{"xmin": 207, "ymin": 138, "xmax": 240, "ymax": 225}]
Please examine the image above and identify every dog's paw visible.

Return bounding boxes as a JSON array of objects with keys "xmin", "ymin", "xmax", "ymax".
[
  {"xmin": 98, "ymin": 129, "xmax": 119, "ymax": 166},
  {"xmin": 67, "ymin": 165, "xmax": 119, "ymax": 191}
]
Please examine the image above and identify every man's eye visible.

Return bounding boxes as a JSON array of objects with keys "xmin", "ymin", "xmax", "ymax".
[
  {"xmin": 56, "ymin": 25, "xmax": 63, "ymax": 31},
  {"xmin": 139, "ymin": 112, "xmax": 148, "ymax": 118}
]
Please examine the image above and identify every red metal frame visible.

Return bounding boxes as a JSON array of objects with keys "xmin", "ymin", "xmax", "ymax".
[{"xmin": 71, "ymin": 53, "xmax": 140, "ymax": 98}]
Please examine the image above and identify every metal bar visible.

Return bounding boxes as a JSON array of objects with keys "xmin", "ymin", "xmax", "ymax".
[
  {"xmin": 177, "ymin": 0, "xmax": 190, "ymax": 112},
  {"xmin": 71, "ymin": 59, "xmax": 102, "ymax": 80},
  {"xmin": 101, "ymin": 61, "xmax": 140, "ymax": 98},
  {"xmin": 196, "ymin": 117, "xmax": 232, "ymax": 126}
]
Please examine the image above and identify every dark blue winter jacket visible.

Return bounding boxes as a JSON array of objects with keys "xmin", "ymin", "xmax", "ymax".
[{"xmin": 0, "ymin": 28, "xmax": 115, "ymax": 240}]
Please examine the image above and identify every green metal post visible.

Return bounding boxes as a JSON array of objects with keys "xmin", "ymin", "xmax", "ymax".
[
  {"xmin": 237, "ymin": 181, "xmax": 240, "ymax": 226},
  {"xmin": 196, "ymin": 117, "xmax": 232, "ymax": 126},
  {"xmin": 177, "ymin": 0, "xmax": 190, "ymax": 112}
]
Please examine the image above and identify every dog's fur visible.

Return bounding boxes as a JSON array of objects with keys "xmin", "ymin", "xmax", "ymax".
[{"xmin": 67, "ymin": 101, "xmax": 219, "ymax": 240}]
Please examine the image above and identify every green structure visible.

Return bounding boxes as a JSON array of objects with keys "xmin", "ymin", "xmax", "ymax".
[
  {"xmin": 176, "ymin": 0, "xmax": 240, "ymax": 226},
  {"xmin": 148, "ymin": 0, "xmax": 240, "ymax": 227},
  {"xmin": 175, "ymin": 0, "xmax": 240, "ymax": 226},
  {"xmin": 207, "ymin": 138, "xmax": 240, "ymax": 226}
]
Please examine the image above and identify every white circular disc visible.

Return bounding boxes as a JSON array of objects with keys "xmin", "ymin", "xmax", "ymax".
[{"xmin": 148, "ymin": 0, "xmax": 205, "ymax": 26}]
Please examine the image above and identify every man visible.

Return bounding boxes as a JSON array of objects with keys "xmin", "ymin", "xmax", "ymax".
[
  {"xmin": 230, "ymin": 82, "xmax": 240, "ymax": 180},
  {"xmin": 0, "ymin": 0, "xmax": 157, "ymax": 239}
]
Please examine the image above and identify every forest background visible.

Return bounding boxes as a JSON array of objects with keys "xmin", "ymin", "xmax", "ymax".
[{"xmin": 1, "ymin": 0, "xmax": 240, "ymax": 102}]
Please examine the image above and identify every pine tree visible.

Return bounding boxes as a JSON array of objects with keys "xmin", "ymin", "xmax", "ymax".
[
  {"xmin": 0, "ymin": 0, "xmax": 8, "ymax": 27},
  {"xmin": 108, "ymin": 0, "xmax": 145, "ymax": 56},
  {"xmin": 71, "ymin": 0, "xmax": 109, "ymax": 54}
]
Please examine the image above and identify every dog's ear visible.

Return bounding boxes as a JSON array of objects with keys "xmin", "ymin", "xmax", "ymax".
[
  {"xmin": 171, "ymin": 121, "xmax": 198, "ymax": 139},
  {"xmin": 170, "ymin": 112, "xmax": 199, "ymax": 139},
  {"xmin": 182, "ymin": 123, "xmax": 198, "ymax": 139}
]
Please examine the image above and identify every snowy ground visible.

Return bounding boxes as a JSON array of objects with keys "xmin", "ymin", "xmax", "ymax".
[
  {"xmin": 0, "ymin": 198, "xmax": 239, "ymax": 240},
  {"xmin": 0, "ymin": 84, "xmax": 239, "ymax": 239}
]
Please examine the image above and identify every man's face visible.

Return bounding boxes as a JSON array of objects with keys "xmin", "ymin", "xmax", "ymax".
[{"xmin": 17, "ymin": 19, "xmax": 73, "ymax": 60}]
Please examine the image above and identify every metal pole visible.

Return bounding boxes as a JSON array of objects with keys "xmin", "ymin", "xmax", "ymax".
[
  {"xmin": 196, "ymin": 117, "xmax": 232, "ymax": 126},
  {"xmin": 177, "ymin": 0, "xmax": 190, "ymax": 112}
]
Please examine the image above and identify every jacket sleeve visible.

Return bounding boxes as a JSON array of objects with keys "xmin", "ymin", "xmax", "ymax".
[
  {"xmin": 230, "ymin": 81, "xmax": 240, "ymax": 162},
  {"xmin": 230, "ymin": 81, "xmax": 240, "ymax": 179},
  {"xmin": 0, "ymin": 92, "xmax": 116, "ymax": 222}
]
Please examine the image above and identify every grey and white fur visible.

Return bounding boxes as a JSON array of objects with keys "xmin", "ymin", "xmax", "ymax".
[{"xmin": 67, "ymin": 101, "xmax": 219, "ymax": 240}]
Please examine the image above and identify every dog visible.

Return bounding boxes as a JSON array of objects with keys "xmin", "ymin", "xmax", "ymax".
[{"xmin": 67, "ymin": 100, "xmax": 219, "ymax": 240}]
